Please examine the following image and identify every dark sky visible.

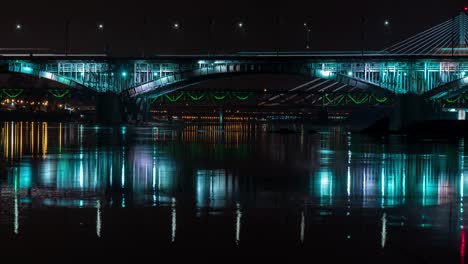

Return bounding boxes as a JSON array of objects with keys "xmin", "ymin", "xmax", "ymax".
[{"xmin": 0, "ymin": 0, "xmax": 465, "ymax": 56}]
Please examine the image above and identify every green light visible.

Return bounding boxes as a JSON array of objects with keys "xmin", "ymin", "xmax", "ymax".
[
  {"xmin": 187, "ymin": 92, "xmax": 206, "ymax": 101},
  {"xmin": 48, "ymin": 89, "xmax": 70, "ymax": 98},
  {"xmin": 164, "ymin": 93, "xmax": 184, "ymax": 102},
  {"xmin": 2, "ymin": 88, "xmax": 24, "ymax": 98}
]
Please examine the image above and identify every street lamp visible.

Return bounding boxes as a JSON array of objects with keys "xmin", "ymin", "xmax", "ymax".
[
  {"xmin": 15, "ymin": 24, "xmax": 22, "ymax": 30},
  {"xmin": 384, "ymin": 20, "xmax": 390, "ymax": 26},
  {"xmin": 98, "ymin": 23, "xmax": 104, "ymax": 30},
  {"xmin": 173, "ymin": 22, "xmax": 180, "ymax": 29},
  {"xmin": 237, "ymin": 22, "xmax": 243, "ymax": 28}
]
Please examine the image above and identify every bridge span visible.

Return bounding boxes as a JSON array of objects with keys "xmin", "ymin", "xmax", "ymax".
[{"xmin": 2, "ymin": 12, "xmax": 468, "ymax": 127}]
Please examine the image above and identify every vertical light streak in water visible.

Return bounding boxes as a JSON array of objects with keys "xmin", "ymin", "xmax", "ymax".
[
  {"xmin": 96, "ymin": 200, "xmax": 102, "ymax": 238},
  {"xmin": 10, "ymin": 122, "xmax": 13, "ymax": 158},
  {"xmin": 59, "ymin": 123, "xmax": 62, "ymax": 156},
  {"xmin": 381, "ymin": 212, "xmax": 387, "ymax": 249},
  {"xmin": 300, "ymin": 210, "xmax": 305, "ymax": 244},
  {"xmin": 381, "ymin": 152, "xmax": 386, "ymax": 208},
  {"xmin": 423, "ymin": 162, "xmax": 427, "ymax": 207},
  {"xmin": 42, "ymin": 122, "xmax": 47, "ymax": 159},
  {"xmin": 347, "ymin": 150, "xmax": 351, "ymax": 198},
  {"xmin": 19, "ymin": 122, "xmax": 22, "ymax": 158},
  {"xmin": 461, "ymin": 226, "xmax": 466, "ymax": 264},
  {"xmin": 30, "ymin": 122, "xmax": 34, "ymax": 155},
  {"xmin": 235, "ymin": 203, "xmax": 242, "ymax": 245},
  {"xmin": 460, "ymin": 139, "xmax": 465, "ymax": 199},
  {"xmin": 94, "ymin": 148, "xmax": 98, "ymax": 189},
  {"xmin": 402, "ymin": 154, "xmax": 407, "ymax": 204},
  {"xmin": 14, "ymin": 171, "xmax": 19, "ymax": 234},
  {"xmin": 110, "ymin": 152, "xmax": 113, "ymax": 188},
  {"xmin": 79, "ymin": 150, "xmax": 84, "ymax": 189},
  {"xmin": 121, "ymin": 146, "xmax": 125, "ymax": 189},
  {"xmin": 171, "ymin": 197, "xmax": 176, "ymax": 242},
  {"xmin": 153, "ymin": 143, "xmax": 157, "ymax": 206}
]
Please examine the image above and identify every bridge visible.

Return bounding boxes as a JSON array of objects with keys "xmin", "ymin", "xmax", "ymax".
[{"xmin": 3, "ymin": 12, "xmax": 468, "ymax": 127}]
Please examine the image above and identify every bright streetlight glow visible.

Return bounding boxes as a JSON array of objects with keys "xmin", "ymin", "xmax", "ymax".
[
  {"xmin": 173, "ymin": 23, "xmax": 180, "ymax": 29},
  {"xmin": 121, "ymin": 71, "xmax": 127, "ymax": 77},
  {"xmin": 237, "ymin": 22, "xmax": 243, "ymax": 28},
  {"xmin": 384, "ymin": 20, "xmax": 390, "ymax": 26},
  {"xmin": 98, "ymin": 24, "xmax": 104, "ymax": 30},
  {"xmin": 15, "ymin": 24, "xmax": 22, "ymax": 30}
]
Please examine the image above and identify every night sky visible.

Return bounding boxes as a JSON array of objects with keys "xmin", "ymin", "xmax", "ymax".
[{"xmin": 0, "ymin": 0, "xmax": 466, "ymax": 56}]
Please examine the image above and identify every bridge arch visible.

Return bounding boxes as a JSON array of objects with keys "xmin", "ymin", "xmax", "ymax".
[
  {"xmin": 122, "ymin": 64, "xmax": 392, "ymax": 99},
  {"xmin": 0, "ymin": 71, "xmax": 98, "ymax": 100}
]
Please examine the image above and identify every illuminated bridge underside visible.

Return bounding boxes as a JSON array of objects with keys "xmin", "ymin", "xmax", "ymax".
[
  {"xmin": 8, "ymin": 64, "xmax": 92, "ymax": 92},
  {"xmin": 424, "ymin": 77, "xmax": 468, "ymax": 100},
  {"xmin": 123, "ymin": 64, "xmax": 391, "ymax": 99},
  {"xmin": 123, "ymin": 64, "xmax": 308, "ymax": 98},
  {"xmin": 8, "ymin": 57, "xmax": 468, "ymax": 100}
]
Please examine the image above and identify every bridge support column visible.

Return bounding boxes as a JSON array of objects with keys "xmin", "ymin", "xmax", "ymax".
[
  {"xmin": 96, "ymin": 92, "xmax": 122, "ymax": 124},
  {"xmin": 390, "ymin": 94, "xmax": 437, "ymax": 131},
  {"xmin": 122, "ymin": 97, "xmax": 150, "ymax": 124}
]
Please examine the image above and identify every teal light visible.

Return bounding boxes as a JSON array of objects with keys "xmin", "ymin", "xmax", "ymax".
[
  {"xmin": 153, "ymin": 72, "xmax": 158, "ymax": 77},
  {"xmin": 121, "ymin": 71, "xmax": 127, "ymax": 77},
  {"xmin": 22, "ymin": 66, "xmax": 33, "ymax": 73},
  {"xmin": 462, "ymin": 72, "xmax": 466, "ymax": 77},
  {"xmin": 347, "ymin": 71, "xmax": 353, "ymax": 76}
]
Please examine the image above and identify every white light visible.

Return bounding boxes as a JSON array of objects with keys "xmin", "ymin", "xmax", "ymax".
[
  {"xmin": 16, "ymin": 24, "xmax": 21, "ymax": 30},
  {"xmin": 450, "ymin": 108, "xmax": 457, "ymax": 113},
  {"xmin": 198, "ymin": 60, "xmax": 206, "ymax": 64},
  {"xmin": 347, "ymin": 71, "xmax": 353, "ymax": 76},
  {"xmin": 381, "ymin": 213, "xmax": 387, "ymax": 248},
  {"xmin": 320, "ymin": 70, "xmax": 332, "ymax": 77},
  {"xmin": 384, "ymin": 20, "xmax": 390, "ymax": 26},
  {"xmin": 237, "ymin": 22, "xmax": 243, "ymax": 28},
  {"xmin": 173, "ymin": 23, "xmax": 179, "ymax": 29},
  {"xmin": 98, "ymin": 24, "xmax": 104, "ymax": 30}
]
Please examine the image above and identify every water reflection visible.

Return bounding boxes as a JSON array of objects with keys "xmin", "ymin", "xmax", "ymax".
[{"xmin": 0, "ymin": 121, "xmax": 467, "ymax": 259}]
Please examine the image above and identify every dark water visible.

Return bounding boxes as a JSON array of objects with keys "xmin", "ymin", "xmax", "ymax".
[{"xmin": 0, "ymin": 121, "xmax": 467, "ymax": 262}]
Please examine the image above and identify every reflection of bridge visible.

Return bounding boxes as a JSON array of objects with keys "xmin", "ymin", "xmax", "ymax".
[{"xmin": 3, "ymin": 13, "xmax": 468, "ymax": 124}]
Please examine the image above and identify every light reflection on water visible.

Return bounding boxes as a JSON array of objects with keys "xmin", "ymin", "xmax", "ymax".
[{"xmin": 0, "ymin": 121, "xmax": 467, "ymax": 260}]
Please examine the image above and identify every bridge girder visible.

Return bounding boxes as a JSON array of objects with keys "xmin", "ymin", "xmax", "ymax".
[{"xmin": 6, "ymin": 57, "xmax": 468, "ymax": 101}]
